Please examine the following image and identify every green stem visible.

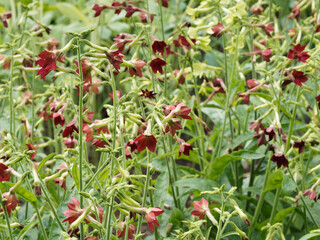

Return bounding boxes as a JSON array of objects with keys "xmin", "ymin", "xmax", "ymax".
[
  {"xmin": 35, "ymin": 206, "xmax": 48, "ymax": 240},
  {"xmin": 9, "ymin": 47, "xmax": 14, "ymax": 136},
  {"xmin": 105, "ymin": 58, "xmax": 118, "ymax": 240},
  {"xmin": 0, "ymin": 189, "xmax": 13, "ymax": 240},
  {"xmin": 136, "ymin": 151, "xmax": 152, "ymax": 238},
  {"xmin": 248, "ymin": 156, "xmax": 272, "ymax": 238},
  {"xmin": 159, "ymin": 0, "xmax": 168, "ymax": 98},
  {"xmin": 308, "ymin": 0, "xmax": 320, "ymax": 48},
  {"xmin": 215, "ymin": 196, "xmax": 226, "ymax": 240},
  {"xmin": 161, "ymin": 138, "xmax": 180, "ymax": 209},
  {"xmin": 188, "ymin": 57, "xmax": 205, "ymax": 171},
  {"xmin": 216, "ymin": 26, "xmax": 239, "ymax": 157},
  {"xmin": 76, "ymin": 37, "xmax": 85, "ymax": 240}
]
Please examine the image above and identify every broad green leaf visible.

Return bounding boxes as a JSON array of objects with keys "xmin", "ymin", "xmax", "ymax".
[
  {"xmin": 299, "ymin": 233, "xmax": 320, "ymax": 240},
  {"xmin": 206, "ymin": 155, "xmax": 241, "ymax": 180},
  {"xmin": 232, "ymin": 150, "xmax": 265, "ymax": 159},
  {"xmin": 37, "ymin": 153, "xmax": 56, "ymax": 173},
  {"xmin": 230, "ymin": 132, "xmax": 253, "ymax": 150},
  {"xmin": 56, "ymin": 3, "xmax": 89, "ymax": 23},
  {"xmin": 274, "ymin": 207, "xmax": 295, "ymax": 223},
  {"xmin": 264, "ymin": 170, "xmax": 283, "ymax": 192},
  {"xmin": 173, "ymin": 178, "xmax": 218, "ymax": 191},
  {"xmin": 72, "ymin": 163, "xmax": 80, "ymax": 190},
  {"xmin": 154, "ymin": 172, "xmax": 168, "ymax": 207},
  {"xmin": 168, "ymin": 208, "xmax": 183, "ymax": 227},
  {"xmin": 4, "ymin": 182, "xmax": 37, "ymax": 206}
]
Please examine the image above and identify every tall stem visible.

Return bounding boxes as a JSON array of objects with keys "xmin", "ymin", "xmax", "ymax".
[
  {"xmin": 136, "ymin": 151, "xmax": 152, "ymax": 238},
  {"xmin": 35, "ymin": 206, "xmax": 48, "ymax": 240},
  {"xmin": 216, "ymin": 26, "xmax": 239, "ymax": 157},
  {"xmin": 0, "ymin": 189, "xmax": 13, "ymax": 240},
  {"xmin": 76, "ymin": 37, "xmax": 85, "ymax": 240},
  {"xmin": 159, "ymin": 0, "xmax": 168, "ymax": 98},
  {"xmin": 9, "ymin": 47, "xmax": 14, "ymax": 136},
  {"xmin": 248, "ymin": 157, "xmax": 272, "ymax": 238}
]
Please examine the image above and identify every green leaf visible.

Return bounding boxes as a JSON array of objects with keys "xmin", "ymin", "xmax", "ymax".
[
  {"xmin": 168, "ymin": 208, "xmax": 183, "ymax": 227},
  {"xmin": 298, "ymin": 233, "xmax": 320, "ymax": 240},
  {"xmin": 264, "ymin": 170, "xmax": 283, "ymax": 192},
  {"xmin": 173, "ymin": 178, "xmax": 218, "ymax": 191},
  {"xmin": 37, "ymin": 153, "xmax": 56, "ymax": 173},
  {"xmin": 230, "ymin": 132, "xmax": 254, "ymax": 150},
  {"xmin": 72, "ymin": 163, "xmax": 80, "ymax": 190},
  {"xmin": 56, "ymin": 3, "xmax": 90, "ymax": 23},
  {"xmin": 154, "ymin": 172, "xmax": 169, "ymax": 207},
  {"xmin": 206, "ymin": 155, "xmax": 241, "ymax": 180},
  {"xmin": 4, "ymin": 182, "xmax": 37, "ymax": 206},
  {"xmin": 274, "ymin": 207, "xmax": 295, "ymax": 223},
  {"xmin": 232, "ymin": 150, "xmax": 265, "ymax": 159}
]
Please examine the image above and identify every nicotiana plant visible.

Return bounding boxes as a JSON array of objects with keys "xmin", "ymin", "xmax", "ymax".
[{"xmin": 0, "ymin": 0, "xmax": 320, "ymax": 239}]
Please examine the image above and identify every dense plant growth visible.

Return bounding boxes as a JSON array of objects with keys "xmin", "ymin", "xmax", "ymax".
[{"xmin": 0, "ymin": 0, "xmax": 320, "ymax": 239}]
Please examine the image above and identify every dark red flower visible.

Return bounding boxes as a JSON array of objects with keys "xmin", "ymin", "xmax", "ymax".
[
  {"xmin": 291, "ymin": 6, "xmax": 300, "ymax": 20},
  {"xmin": 127, "ymin": 140, "xmax": 138, "ymax": 152},
  {"xmin": 139, "ymin": 89, "xmax": 157, "ymax": 99},
  {"xmin": 134, "ymin": 134, "xmax": 157, "ymax": 152},
  {"xmin": 287, "ymin": 44, "xmax": 310, "ymax": 63},
  {"xmin": 64, "ymin": 137, "xmax": 77, "ymax": 148},
  {"xmin": 150, "ymin": 58, "xmax": 166, "ymax": 74},
  {"xmin": 54, "ymin": 177, "xmax": 66, "ymax": 190},
  {"xmin": 238, "ymin": 93, "xmax": 250, "ymax": 104},
  {"xmin": 1, "ymin": 192, "xmax": 18, "ymax": 215},
  {"xmin": 50, "ymin": 112, "xmax": 65, "ymax": 126},
  {"xmin": 144, "ymin": 207, "xmax": 164, "ymax": 232},
  {"xmin": 117, "ymin": 222, "xmax": 136, "ymax": 239},
  {"xmin": 46, "ymin": 38, "xmax": 60, "ymax": 51},
  {"xmin": 0, "ymin": 163, "xmax": 11, "ymax": 182},
  {"xmin": 1, "ymin": 12, "xmax": 12, "ymax": 28},
  {"xmin": 158, "ymin": 0, "xmax": 169, "ymax": 7},
  {"xmin": 92, "ymin": 139, "xmax": 108, "ymax": 148},
  {"xmin": 264, "ymin": 127, "xmax": 276, "ymax": 141},
  {"xmin": 62, "ymin": 197, "xmax": 84, "ymax": 225},
  {"xmin": 211, "ymin": 22, "xmax": 224, "ymax": 39},
  {"xmin": 75, "ymin": 59, "xmax": 92, "ymax": 83},
  {"xmin": 128, "ymin": 59, "xmax": 146, "ymax": 77},
  {"xmin": 293, "ymin": 141, "xmax": 305, "ymax": 153},
  {"xmin": 22, "ymin": 56, "xmax": 34, "ymax": 68},
  {"xmin": 179, "ymin": 142, "xmax": 193, "ymax": 157},
  {"xmin": 173, "ymin": 70, "xmax": 186, "ymax": 85},
  {"xmin": 191, "ymin": 198, "xmax": 209, "ymax": 219},
  {"xmin": 140, "ymin": 13, "xmax": 154, "ymax": 23},
  {"xmin": 316, "ymin": 95, "xmax": 320, "ymax": 109},
  {"xmin": 36, "ymin": 50, "xmax": 64, "ymax": 80},
  {"xmin": 164, "ymin": 118, "xmax": 182, "ymax": 136},
  {"xmin": 109, "ymin": 90, "xmax": 123, "ymax": 102},
  {"xmin": 83, "ymin": 124, "xmax": 94, "ymax": 142},
  {"xmin": 253, "ymin": 131, "xmax": 267, "ymax": 146},
  {"xmin": 92, "ymin": 4, "xmax": 110, "ymax": 17},
  {"xmin": 303, "ymin": 189, "xmax": 317, "ymax": 202},
  {"xmin": 250, "ymin": 121, "xmax": 265, "ymax": 133},
  {"xmin": 113, "ymin": 33, "xmax": 134, "ymax": 52},
  {"xmin": 250, "ymin": 5, "xmax": 264, "ymax": 15},
  {"xmin": 152, "ymin": 40, "xmax": 167, "ymax": 56},
  {"xmin": 271, "ymin": 153, "xmax": 288, "ymax": 168},
  {"xmin": 63, "ymin": 119, "xmax": 79, "ymax": 138},
  {"xmin": 177, "ymin": 35, "xmax": 196, "ymax": 50},
  {"xmin": 260, "ymin": 22, "xmax": 274, "ymax": 37},
  {"xmin": 125, "ymin": 5, "xmax": 151, "ymax": 18},
  {"xmin": 26, "ymin": 144, "xmax": 37, "ymax": 160},
  {"xmin": 260, "ymin": 49, "xmax": 272, "ymax": 62},
  {"xmin": 106, "ymin": 50, "xmax": 124, "ymax": 71},
  {"xmin": 292, "ymin": 70, "xmax": 308, "ymax": 86},
  {"xmin": 162, "ymin": 102, "xmax": 192, "ymax": 120}
]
